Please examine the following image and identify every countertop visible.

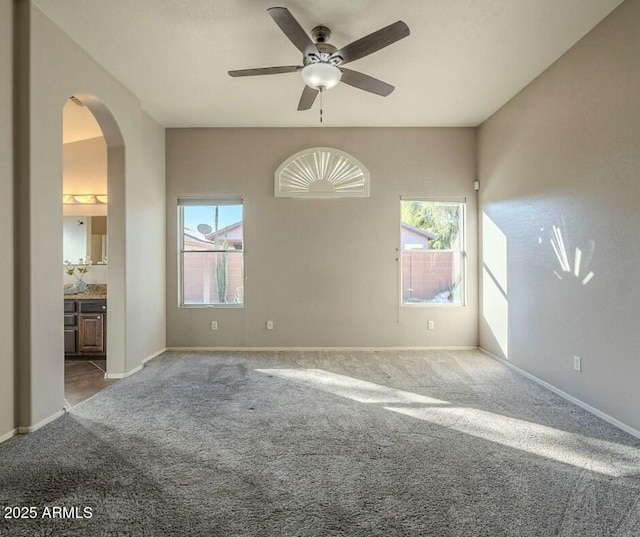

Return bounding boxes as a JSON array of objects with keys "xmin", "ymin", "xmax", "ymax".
[{"xmin": 64, "ymin": 284, "xmax": 107, "ymax": 300}]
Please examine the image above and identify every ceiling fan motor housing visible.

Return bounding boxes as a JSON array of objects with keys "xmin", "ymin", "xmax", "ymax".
[
  {"xmin": 305, "ymin": 27, "xmax": 342, "ymax": 66},
  {"xmin": 311, "ymin": 26, "xmax": 331, "ymax": 43}
]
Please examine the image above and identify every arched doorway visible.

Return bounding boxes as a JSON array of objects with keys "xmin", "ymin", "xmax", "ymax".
[{"xmin": 61, "ymin": 94, "xmax": 126, "ymax": 404}]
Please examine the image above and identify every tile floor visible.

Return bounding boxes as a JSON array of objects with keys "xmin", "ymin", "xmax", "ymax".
[{"xmin": 64, "ymin": 359, "xmax": 116, "ymax": 407}]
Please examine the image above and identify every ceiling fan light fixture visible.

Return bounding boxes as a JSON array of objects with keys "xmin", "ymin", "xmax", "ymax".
[{"xmin": 301, "ymin": 63, "xmax": 342, "ymax": 91}]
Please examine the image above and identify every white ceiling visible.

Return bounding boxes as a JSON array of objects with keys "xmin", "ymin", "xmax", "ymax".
[{"xmin": 34, "ymin": 0, "xmax": 623, "ymax": 128}]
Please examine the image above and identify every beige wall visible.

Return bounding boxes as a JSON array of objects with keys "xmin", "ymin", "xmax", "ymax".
[
  {"xmin": 63, "ymin": 136, "xmax": 107, "ymax": 194},
  {"xmin": 166, "ymin": 128, "xmax": 478, "ymax": 348},
  {"xmin": 0, "ymin": 0, "xmax": 15, "ymax": 440},
  {"xmin": 14, "ymin": 3, "xmax": 166, "ymax": 429},
  {"xmin": 478, "ymin": 0, "xmax": 640, "ymax": 431},
  {"xmin": 127, "ymin": 111, "xmax": 166, "ymax": 364}
]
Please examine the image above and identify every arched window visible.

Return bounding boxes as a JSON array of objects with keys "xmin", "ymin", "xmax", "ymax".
[{"xmin": 275, "ymin": 147, "xmax": 369, "ymax": 198}]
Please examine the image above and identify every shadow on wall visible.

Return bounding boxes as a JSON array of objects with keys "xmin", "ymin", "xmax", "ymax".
[{"xmin": 482, "ymin": 212, "xmax": 509, "ymax": 359}]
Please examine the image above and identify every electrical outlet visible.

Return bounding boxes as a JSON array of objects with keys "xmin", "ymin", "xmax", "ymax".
[
  {"xmin": 573, "ymin": 355, "xmax": 581, "ymax": 372},
  {"xmin": 210, "ymin": 321, "xmax": 218, "ymax": 331},
  {"xmin": 428, "ymin": 320, "xmax": 435, "ymax": 330},
  {"xmin": 266, "ymin": 320, "xmax": 274, "ymax": 330}
]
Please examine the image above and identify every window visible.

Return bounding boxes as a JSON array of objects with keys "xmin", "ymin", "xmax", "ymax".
[
  {"xmin": 400, "ymin": 199, "xmax": 465, "ymax": 305},
  {"xmin": 178, "ymin": 198, "xmax": 243, "ymax": 307}
]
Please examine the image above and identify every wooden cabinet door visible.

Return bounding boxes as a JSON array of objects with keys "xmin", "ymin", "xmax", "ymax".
[
  {"xmin": 64, "ymin": 328, "xmax": 77, "ymax": 354},
  {"xmin": 78, "ymin": 314, "xmax": 104, "ymax": 354}
]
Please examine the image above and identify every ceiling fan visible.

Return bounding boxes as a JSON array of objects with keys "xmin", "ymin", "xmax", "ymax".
[{"xmin": 228, "ymin": 7, "xmax": 410, "ymax": 111}]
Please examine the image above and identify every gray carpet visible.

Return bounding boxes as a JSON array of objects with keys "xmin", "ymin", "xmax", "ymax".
[{"xmin": 1, "ymin": 349, "xmax": 639, "ymax": 536}]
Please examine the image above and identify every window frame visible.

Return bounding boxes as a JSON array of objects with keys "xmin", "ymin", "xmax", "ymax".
[
  {"xmin": 178, "ymin": 197, "xmax": 244, "ymax": 308},
  {"xmin": 399, "ymin": 197, "xmax": 467, "ymax": 308}
]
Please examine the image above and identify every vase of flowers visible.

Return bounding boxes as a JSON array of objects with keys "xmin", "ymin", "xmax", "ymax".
[{"xmin": 64, "ymin": 259, "xmax": 91, "ymax": 293}]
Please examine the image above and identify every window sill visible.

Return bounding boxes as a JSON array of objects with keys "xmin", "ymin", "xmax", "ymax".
[
  {"xmin": 179, "ymin": 303, "xmax": 244, "ymax": 309},
  {"xmin": 401, "ymin": 302, "xmax": 466, "ymax": 308}
]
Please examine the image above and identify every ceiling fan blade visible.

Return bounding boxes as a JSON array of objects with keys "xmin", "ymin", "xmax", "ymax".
[
  {"xmin": 228, "ymin": 66, "xmax": 301, "ymax": 77},
  {"xmin": 297, "ymin": 85, "xmax": 319, "ymax": 111},
  {"xmin": 267, "ymin": 7, "xmax": 318, "ymax": 56},
  {"xmin": 332, "ymin": 21, "xmax": 409, "ymax": 65},
  {"xmin": 340, "ymin": 68, "xmax": 394, "ymax": 96}
]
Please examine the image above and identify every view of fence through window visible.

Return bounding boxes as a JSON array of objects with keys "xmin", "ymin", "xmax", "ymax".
[
  {"xmin": 179, "ymin": 199, "xmax": 243, "ymax": 306},
  {"xmin": 401, "ymin": 199, "xmax": 465, "ymax": 305}
]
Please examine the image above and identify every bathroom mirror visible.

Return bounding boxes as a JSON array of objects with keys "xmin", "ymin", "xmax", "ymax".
[{"xmin": 63, "ymin": 215, "xmax": 107, "ymax": 264}]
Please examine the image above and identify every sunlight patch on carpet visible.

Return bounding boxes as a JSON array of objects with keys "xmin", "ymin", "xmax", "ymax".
[
  {"xmin": 256, "ymin": 368, "xmax": 447, "ymax": 405},
  {"xmin": 257, "ymin": 368, "xmax": 639, "ymax": 478}
]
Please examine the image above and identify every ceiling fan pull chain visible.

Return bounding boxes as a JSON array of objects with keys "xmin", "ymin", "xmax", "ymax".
[{"xmin": 319, "ymin": 87, "xmax": 324, "ymax": 124}]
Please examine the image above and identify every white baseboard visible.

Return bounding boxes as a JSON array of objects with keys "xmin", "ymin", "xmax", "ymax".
[
  {"xmin": 141, "ymin": 347, "xmax": 167, "ymax": 365},
  {"xmin": 479, "ymin": 348, "xmax": 640, "ymax": 440},
  {"xmin": 166, "ymin": 346, "xmax": 479, "ymax": 352},
  {"xmin": 0, "ymin": 428, "xmax": 18, "ymax": 444},
  {"xmin": 105, "ymin": 364, "xmax": 142, "ymax": 380},
  {"xmin": 104, "ymin": 347, "xmax": 167, "ymax": 380},
  {"xmin": 104, "ymin": 348, "xmax": 167, "ymax": 379},
  {"xmin": 17, "ymin": 409, "xmax": 66, "ymax": 435}
]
